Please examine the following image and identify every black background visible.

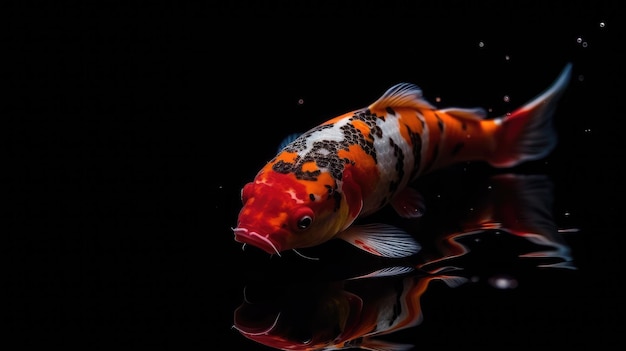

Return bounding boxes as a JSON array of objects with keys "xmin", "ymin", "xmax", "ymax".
[{"xmin": 7, "ymin": 1, "xmax": 625, "ymax": 350}]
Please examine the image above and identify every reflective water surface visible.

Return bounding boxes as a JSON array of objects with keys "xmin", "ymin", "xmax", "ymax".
[{"xmin": 230, "ymin": 173, "xmax": 580, "ymax": 350}]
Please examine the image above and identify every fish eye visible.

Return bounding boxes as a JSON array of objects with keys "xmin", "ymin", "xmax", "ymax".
[
  {"xmin": 297, "ymin": 215, "xmax": 313, "ymax": 229},
  {"xmin": 291, "ymin": 207, "xmax": 314, "ymax": 231}
]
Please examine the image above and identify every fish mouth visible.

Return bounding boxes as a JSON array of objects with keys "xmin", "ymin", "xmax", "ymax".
[{"xmin": 233, "ymin": 227, "xmax": 282, "ymax": 256}]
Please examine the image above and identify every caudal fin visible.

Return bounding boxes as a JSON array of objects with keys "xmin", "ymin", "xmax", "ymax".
[{"xmin": 489, "ymin": 63, "xmax": 572, "ymax": 167}]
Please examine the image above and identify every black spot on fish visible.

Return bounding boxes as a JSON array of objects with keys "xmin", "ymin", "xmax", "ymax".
[
  {"xmin": 327, "ymin": 184, "xmax": 338, "ymax": 200},
  {"xmin": 348, "ymin": 110, "xmax": 382, "ymax": 163},
  {"xmin": 332, "ymin": 191, "xmax": 342, "ymax": 211},
  {"xmin": 407, "ymin": 127, "xmax": 422, "ymax": 180},
  {"xmin": 309, "ymin": 193, "xmax": 316, "ymax": 201},
  {"xmin": 273, "ymin": 159, "xmax": 296, "ymax": 174},
  {"xmin": 325, "ymin": 184, "xmax": 334, "ymax": 194},
  {"xmin": 461, "ymin": 121, "xmax": 467, "ymax": 131},
  {"xmin": 434, "ymin": 112, "xmax": 444, "ymax": 132},
  {"xmin": 283, "ymin": 124, "xmax": 334, "ymax": 153},
  {"xmin": 385, "ymin": 106, "xmax": 396, "ymax": 115},
  {"xmin": 371, "ymin": 125, "xmax": 383, "ymax": 139},
  {"xmin": 388, "ymin": 138, "xmax": 405, "ymax": 195}
]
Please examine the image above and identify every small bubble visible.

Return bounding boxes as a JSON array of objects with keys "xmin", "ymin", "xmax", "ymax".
[
  {"xmin": 564, "ymin": 211, "xmax": 571, "ymax": 217},
  {"xmin": 478, "ymin": 41, "xmax": 485, "ymax": 48},
  {"xmin": 576, "ymin": 37, "xmax": 583, "ymax": 44},
  {"xmin": 599, "ymin": 22, "xmax": 606, "ymax": 28},
  {"xmin": 297, "ymin": 98, "xmax": 304, "ymax": 105},
  {"xmin": 504, "ymin": 55, "xmax": 510, "ymax": 61},
  {"xmin": 503, "ymin": 95, "xmax": 510, "ymax": 103},
  {"xmin": 582, "ymin": 41, "xmax": 588, "ymax": 48},
  {"xmin": 584, "ymin": 128, "xmax": 592, "ymax": 133},
  {"xmin": 578, "ymin": 74, "xmax": 585, "ymax": 82},
  {"xmin": 435, "ymin": 96, "xmax": 441, "ymax": 103}
]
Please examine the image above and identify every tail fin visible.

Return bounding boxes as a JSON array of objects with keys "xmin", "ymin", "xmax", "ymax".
[{"xmin": 489, "ymin": 63, "xmax": 572, "ymax": 167}]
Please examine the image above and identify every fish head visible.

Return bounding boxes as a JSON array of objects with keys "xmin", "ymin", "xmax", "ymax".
[{"xmin": 234, "ymin": 169, "xmax": 353, "ymax": 255}]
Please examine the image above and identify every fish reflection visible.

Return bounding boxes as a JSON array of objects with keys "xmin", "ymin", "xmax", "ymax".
[
  {"xmin": 419, "ymin": 173, "xmax": 576, "ymax": 273},
  {"xmin": 232, "ymin": 173, "xmax": 576, "ymax": 350},
  {"xmin": 234, "ymin": 268, "xmax": 464, "ymax": 351}
]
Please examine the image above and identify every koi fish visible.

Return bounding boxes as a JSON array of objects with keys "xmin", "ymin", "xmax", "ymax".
[{"xmin": 233, "ymin": 63, "xmax": 572, "ymax": 258}]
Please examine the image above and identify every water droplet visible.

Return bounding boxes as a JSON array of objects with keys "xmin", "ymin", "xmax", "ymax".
[{"xmin": 503, "ymin": 95, "xmax": 510, "ymax": 103}]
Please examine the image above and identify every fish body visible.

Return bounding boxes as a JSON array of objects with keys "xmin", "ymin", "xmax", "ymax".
[{"xmin": 234, "ymin": 64, "xmax": 572, "ymax": 258}]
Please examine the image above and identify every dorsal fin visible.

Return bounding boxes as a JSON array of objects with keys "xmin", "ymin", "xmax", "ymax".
[
  {"xmin": 369, "ymin": 83, "xmax": 435, "ymax": 111},
  {"xmin": 438, "ymin": 107, "xmax": 488, "ymax": 120}
]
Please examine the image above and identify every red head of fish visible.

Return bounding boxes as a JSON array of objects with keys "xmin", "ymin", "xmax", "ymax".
[{"xmin": 233, "ymin": 161, "xmax": 354, "ymax": 255}]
